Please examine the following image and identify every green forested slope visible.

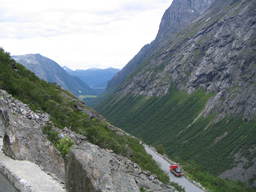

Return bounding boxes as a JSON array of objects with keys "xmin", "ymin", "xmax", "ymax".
[
  {"xmin": 98, "ymin": 87, "xmax": 256, "ymax": 175},
  {"xmin": 98, "ymin": 87, "xmax": 256, "ymax": 191},
  {"xmin": 0, "ymin": 48, "xmax": 168, "ymax": 183}
]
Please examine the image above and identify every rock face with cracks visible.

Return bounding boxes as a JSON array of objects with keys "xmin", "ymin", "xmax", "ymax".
[
  {"xmin": 112, "ymin": 0, "xmax": 256, "ymax": 120},
  {"xmin": 65, "ymin": 143, "xmax": 174, "ymax": 192},
  {"xmin": 107, "ymin": 0, "xmax": 215, "ymax": 91},
  {"xmin": 0, "ymin": 89, "xmax": 65, "ymax": 181}
]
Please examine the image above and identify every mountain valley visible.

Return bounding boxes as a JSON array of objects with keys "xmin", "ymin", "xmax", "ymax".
[
  {"xmin": 0, "ymin": 0, "xmax": 255, "ymax": 191},
  {"xmin": 96, "ymin": 0, "xmax": 256, "ymax": 190}
]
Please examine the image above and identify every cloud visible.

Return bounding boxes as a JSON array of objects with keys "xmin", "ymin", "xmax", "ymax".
[{"xmin": 0, "ymin": 0, "xmax": 173, "ymax": 69}]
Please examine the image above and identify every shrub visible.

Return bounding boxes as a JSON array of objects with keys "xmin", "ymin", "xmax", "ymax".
[
  {"xmin": 181, "ymin": 160, "xmax": 256, "ymax": 192},
  {"xmin": 155, "ymin": 144, "xmax": 166, "ymax": 155},
  {"xmin": 169, "ymin": 181, "xmax": 185, "ymax": 192},
  {"xmin": 56, "ymin": 137, "xmax": 74, "ymax": 157}
]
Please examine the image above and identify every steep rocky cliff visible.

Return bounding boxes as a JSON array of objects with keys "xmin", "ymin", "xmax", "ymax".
[
  {"xmin": 97, "ymin": 0, "xmax": 256, "ymax": 187},
  {"xmin": 0, "ymin": 90, "xmax": 65, "ymax": 181},
  {"xmin": 156, "ymin": 0, "xmax": 215, "ymax": 41},
  {"xmin": 107, "ymin": 0, "xmax": 214, "ymax": 91},
  {"xmin": 117, "ymin": 0, "xmax": 256, "ymax": 120},
  {"xmin": 66, "ymin": 143, "xmax": 173, "ymax": 192}
]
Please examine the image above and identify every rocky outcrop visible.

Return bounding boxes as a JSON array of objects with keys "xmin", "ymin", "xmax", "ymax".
[
  {"xmin": 0, "ymin": 90, "xmax": 65, "ymax": 181},
  {"xmin": 107, "ymin": 44, "xmax": 152, "ymax": 91},
  {"xmin": 220, "ymin": 150, "xmax": 256, "ymax": 188},
  {"xmin": 0, "ymin": 139, "xmax": 66, "ymax": 192},
  {"xmin": 65, "ymin": 143, "xmax": 173, "ymax": 192},
  {"xmin": 115, "ymin": 0, "xmax": 256, "ymax": 120},
  {"xmin": 156, "ymin": 0, "xmax": 214, "ymax": 42},
  {"xmin": 107, "ymin": 0, "xmax": 215, "ymax": 91}
]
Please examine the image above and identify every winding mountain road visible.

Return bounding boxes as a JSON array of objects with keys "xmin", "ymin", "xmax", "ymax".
[{"xmin": 144, "ymin": 145, "xmax": 205, "ymax": 192}]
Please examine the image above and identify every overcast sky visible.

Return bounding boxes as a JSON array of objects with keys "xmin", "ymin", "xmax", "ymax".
[{"xmin": 0, "ymin": 0, "xmax": 173, "ymax": 70}]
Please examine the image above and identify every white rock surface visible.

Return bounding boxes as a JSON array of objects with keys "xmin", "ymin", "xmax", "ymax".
[{"xmin": 0, "ymin": 138, "xmax": 66, "ymax": 192}]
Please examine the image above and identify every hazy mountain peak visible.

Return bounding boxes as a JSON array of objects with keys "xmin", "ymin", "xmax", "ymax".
[
  {"xmin": 13, "ymin": 54, "xmax": 92, "ymax": 96},
  {"xmin": 156, "ymin": 0, "xmax": 215, "ymax": 41}
]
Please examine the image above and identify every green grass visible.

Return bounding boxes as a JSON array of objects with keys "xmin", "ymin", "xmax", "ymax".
[
  {"xmin": 0, "ymin": 48, "xmax": 168, "ymax": 184},
  {"xmin": 97, "ymin": 86, "xmax": 212, "ymax": 148},
  {"xmin": 155, "ymin": 144, "xmax": 167, "ymax": 155},
  {"xmin": 140, "ymin": 188, "xmax": 148, "ymax": 192},
  {"xmin": 181, "ymin": 160, "xmax": 256, "ymax": 192},
  {"xmin": 183, "ymin": 117, "xmax": 256, "ymax": 175},
  {"xmin": 169, "ymin": 181, "xmax": 185, "ymax": 192}
]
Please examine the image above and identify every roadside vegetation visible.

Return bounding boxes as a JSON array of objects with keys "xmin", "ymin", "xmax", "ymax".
[
  {"xmin": 0, "ymin": 48, "xmax": 169, "ymax": 184},
  {"xmin": 155, "ymin": 144, "xmax": 167, "ymax": 155},
  {"xmin": 182, "ymin": 160, "xmax": 256, "ymax": 192},
  {"xmin": 169, "ymin": 181, "xmax": 185, "ymax": 192}
]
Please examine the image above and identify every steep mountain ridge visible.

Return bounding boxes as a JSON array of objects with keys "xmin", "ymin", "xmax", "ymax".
[
  {"xmin": 107, "ymin": 44, "xmax": 151, "ymax": 91},
  {"xmin": 97, "ymin": 0, "xmax": 256, "ymax": 187},
  {"xmin": 156, "ymin": 0, "xmax": 215, "ymax": 41},
  {"xmin": 114, "ymin": 0, "xmax": 256, "ymax": 120},
  {"xmin": 13, "ymin": 54, "xmax": 92, "ymax": 96},
  {"xmin": 107, "ymin": 0, "xmax": 214, "ymax": 91}
]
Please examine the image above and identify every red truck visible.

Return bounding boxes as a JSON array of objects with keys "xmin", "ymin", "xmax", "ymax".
[{"xmin": 169, "ymin": 164, "xmax": 183, "ymax": 177}]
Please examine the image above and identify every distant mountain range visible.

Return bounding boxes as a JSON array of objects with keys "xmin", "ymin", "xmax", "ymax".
[
  {"xmin": 12, "ymin": 54, "xmax": 120, "ymax": 98},
  {"xmin": 63, "ymin": 67, "xmax": 119, "ymax": 91},
  {"xmin": 12, "ymin": 54, "xmax": 92, "ymax": 96}
]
